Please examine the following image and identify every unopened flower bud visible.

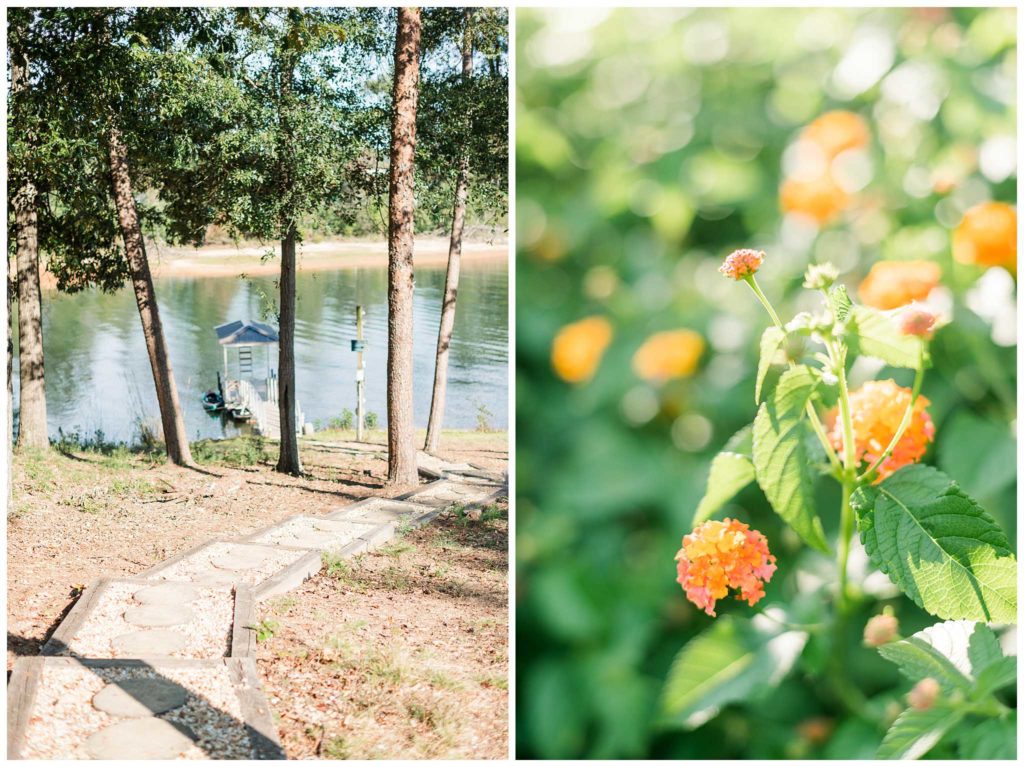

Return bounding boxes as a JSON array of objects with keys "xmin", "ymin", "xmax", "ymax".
[
  {"xmin": 803, "ymin": 262, "xmax": 840, "ymax": 290},
  {"xmin": 907, "ymin": 678, "xmax": 941, "ymax": 711},
  {"xmin": 863, "ymin": 613, "xmax": 899, "ymax": 647},
  {"xmin": 719, "ymin": 249, "xmax": 765, "ymax": 281}
]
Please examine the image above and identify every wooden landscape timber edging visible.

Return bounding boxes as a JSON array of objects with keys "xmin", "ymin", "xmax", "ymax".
[{"xmin": 7, "ymin": 444, "xmax": 508, "ymax": 760}]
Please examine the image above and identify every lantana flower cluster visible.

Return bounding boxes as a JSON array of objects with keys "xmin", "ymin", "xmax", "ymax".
[
  {"xmin": 675, "ymin": 518, "xmax": 777, "ymax": 617},
  {"xmin": 829, "ymin": 379, "xmax": 935, "ymax": 481}
]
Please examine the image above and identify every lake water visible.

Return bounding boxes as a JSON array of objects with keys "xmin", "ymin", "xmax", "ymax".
[{"xmin": 13, "ymin": 261, "xmax": 508, "ymax": 443}]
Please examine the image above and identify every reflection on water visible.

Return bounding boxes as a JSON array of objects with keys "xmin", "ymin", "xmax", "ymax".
[{"xmin": 14, "ymin": 262, "xmax": 508, "ymax": 443}]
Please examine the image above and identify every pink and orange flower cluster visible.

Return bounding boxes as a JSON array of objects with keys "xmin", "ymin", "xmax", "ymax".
[{"xmin": 675, "ymin": 518, "xmax": 777, "ymax": 616}]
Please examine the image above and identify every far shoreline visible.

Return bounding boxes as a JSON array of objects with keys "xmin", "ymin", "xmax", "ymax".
[{"xmin": 38, "ymin": 235, "xmax": 509, "ymax": 287}]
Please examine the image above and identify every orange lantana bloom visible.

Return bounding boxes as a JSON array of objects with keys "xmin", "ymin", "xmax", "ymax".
[
  {"xmin": 952, "ymin": 201, "xmax": 1017, "ymax": 273},
  {"xmin": 551, "ymin": 316, "xmax": 613, "ymax": 384},
  {"xmin": 801, "ymin": 110, "xmax": 870, "ymax": 159},
  {"xmin": 779, "ymin": 174, "xmax": 850, "ymax": 224},
  {"xmin": 829, "ymin": 380, "xmax": 935, "ymax": 481},
  {"xmin": 632, "ymin": 329, "xmax": 704, "ymax": 382},
  {"xmin": 858, "ymin": 260, "xmax": 941, "ymax": 310},
  {"xmin": 675, "ymin": 518, "xmax": 777, "ymax": 617}
]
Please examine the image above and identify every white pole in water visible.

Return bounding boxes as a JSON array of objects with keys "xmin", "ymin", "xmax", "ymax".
[{"xmin": 355, "ymin": 304, "xmax": 366, "ymax": 442}]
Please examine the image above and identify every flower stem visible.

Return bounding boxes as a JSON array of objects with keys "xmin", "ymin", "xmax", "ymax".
[
  {"xmin": 857, "ymin": 357, "xmax": 925, "ymax": 483},
  {"xmin": 743, "ymin": 275, "xmax": 841, "ymax": 472},
  {"xmin": 744, "ymin": 275, "xmax": 784, "ymax": 329},
  {"xmin": 837, "ymin": 478, "xmax": 855, "ymax": 610}
]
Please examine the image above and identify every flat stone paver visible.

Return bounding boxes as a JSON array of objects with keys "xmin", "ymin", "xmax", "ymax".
[
  {"xmin": 84, "ymin": 718, "xmax": 196, "ymax": 759},
  {"xmin": 133, "ymin": 583, "xmax": 202, "ymax": 605},
  {"xmin": 92, "ymin": 678, "xmax": 189, "ymax": 717},
  {"xmin": 123, "ymin": 604, "xmax": 195, "ymax": 628},
  {"xmin": 110, "ymin": 630, "xmax": 189, "ymax": 657},
  {"xmin": 329, "ymin": 498, "xmax": 433, "ymax": 524},
  {"xmin": 211, "ymin": 547, "xmax": 272, "ymax": 572},
  {"xmin": 248, "ymin": 516, "xmax": 375, "ymax": 551},
  {"xmin": 405, "ymin": 481, "xmax": 497, "ymax": 507}
]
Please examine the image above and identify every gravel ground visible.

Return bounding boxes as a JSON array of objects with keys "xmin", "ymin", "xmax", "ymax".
[
  {"xmin": 53, "ymin": 582, "xmax": 235, "ymax": 660},
  {"xmin": 21, "ymin": 664, "xmax": 253, "ymax": 760},
  {"xmin": 148, "ymin": 542, "xmax": 310, "ymax": 588}
]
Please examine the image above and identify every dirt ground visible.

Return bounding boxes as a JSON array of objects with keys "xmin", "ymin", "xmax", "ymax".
[{"xmin": 6, "ymin": 429, "xmax": 508, "ymax": 759}]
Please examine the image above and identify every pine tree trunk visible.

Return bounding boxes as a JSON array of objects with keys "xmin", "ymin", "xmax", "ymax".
[
  {"xmin": 107, "ymin": 124, "xmax": 193, "ymax": 466},
  {"xmin": 11, "ymin": 47, "xmax": 48, "ymax": 450},
  {"xmin": 276, "ymin": 225, "xmax": 301, "ymax": 475},
  {"xmin": 386, "ymin": 7, "xmax": 422, "ymax": 490},
  {"xmin": 275, "ymin": 45, "xmax": 302, "ymax": 476},
  {"xmin": 424, "ymin": 10, "xmax": 474, "ymax": 455}
]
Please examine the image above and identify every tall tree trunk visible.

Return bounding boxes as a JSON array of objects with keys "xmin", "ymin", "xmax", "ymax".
[
  {"xmin": 276, "ymin": 225, "xmax": 301, "ymax": 474},
  {"xmin": 424, "ymin": 10, "xmax": 474, "ymax": 455},
  {"xmin": 275, "ymin": 47, "xmax": 302, "ymax": 476},
  {"xmin": 107, "ymin": 124, "xmax": 193, "ymax": 466},
  {"xmin": 386, "ymin": 6, "xmax": 422, "ymax": 489},
  {"xmin": 11, "ymin": 48, "xmax": 48, "ymax": 450}
]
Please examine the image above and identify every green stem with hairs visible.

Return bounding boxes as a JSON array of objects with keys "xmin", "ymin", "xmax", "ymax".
[
  {"xmin": 857, "ymin": 356, "xmax": 925, "ymax": 483},
  {"xmin": 743, "ymin": 275, "xmax": 842, "ymax": 472}
]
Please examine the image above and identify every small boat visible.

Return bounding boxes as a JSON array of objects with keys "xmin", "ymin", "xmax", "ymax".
[
  {"xmin": 229, "ymin": 406, "xmax": 253, "ymax": 422},
  {"xmin": 201, "ymin": 390, "xmax": 224, "ymax": 412}
]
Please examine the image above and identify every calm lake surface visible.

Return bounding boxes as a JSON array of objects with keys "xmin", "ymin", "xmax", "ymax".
[{"xmin": 15, "ymin": 261, "xmax": 508, "ymax": 443}]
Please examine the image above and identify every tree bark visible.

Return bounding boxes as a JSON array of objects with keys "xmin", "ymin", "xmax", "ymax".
[
  {"xmin": 107, "ymin": 124, "xmax": 193, "ymax": 465},
  {"xmin": 386, "ymin": 6, "xmax": 422, "ymax": 489},
  {"xmin": 11, "ymin": 46, "xmax": 49, "ymax": 450},
  {"xmin": 424, "ymin": 10, "xmax": 474, "ymax": 455},
  {"xmin": 275, "ymin": 44, "xmax": 302, "ymax": 476},
  {"xmin": 276, "ymin": 225, "xmax": 301, "ymax": 474}
]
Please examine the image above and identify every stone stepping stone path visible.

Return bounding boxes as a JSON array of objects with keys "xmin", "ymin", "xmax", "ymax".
[
  {"xmin": 8, "ymin": 658, "xmax": 282, "ymax": 759},
  {"xmin": 9, "ymin": 444, "xmax": 508, "ymax": 760},
  {"xmin": 144, "ymin": 540, "xmax": 321, "ymax": 601},
  {"xmin": 328, "ymin": 497, "xmax": 436, "ymax": 525},
  {"xmin": 245, "ymin": 515, "xmax": 377, "ymax": 552},
  {"xmin": 41, "ymin": 578, "xmax": 254, "ymax": 660},
  {"xmin": 402, "ymin": 479, "xmax": 503, "ymax": 508}
]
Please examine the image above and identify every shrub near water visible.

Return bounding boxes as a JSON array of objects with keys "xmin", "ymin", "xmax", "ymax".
[{"xmin": 662, "ymin": 252, "xmax": 1016, "ymax": 760}]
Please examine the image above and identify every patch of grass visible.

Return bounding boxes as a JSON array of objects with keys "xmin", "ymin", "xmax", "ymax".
[
  {"xmin": 321, "ymin": 736, "xmax": 350, "ymax": 759},
  {"xmin": 480, "ymin": 504, "xmax": 504, "ymax": 522},
  {"xmin": 380, "ymin": 565, "xmax": 412, "ymax": 591},
  {"xmin": 251, "ymin": 618, "xmax": 280, "ymax": 642},
  {"xmin": 266, "ymin": 595, "xmax": 297, "ymax": 613},
  {"xmin": 323, "ymin": 551, "xmax": 353, "ymax": 582},
  {"xmin": 407, "ymin": 700, "xmax": 438, "ymax": 728},
  {"xmin": 426, "ymin": 669, "xmax": 464, "ymax": 690},
  {"xmin": 395, "ymin": 516, "xmax": 416, "ymax": 536},
  {"xmin": 110, "ymin": 476, "xmax": 156, "ymax": 497},
  {"xmin": 475, "ymin": 674, "xmax": 508, "ymax": 690},
  {"xmin": 378, "ymin": 540, "xmax": 412, "ymax": 558},
  {"xmin": 192, "ymin": 436, "xmax": 270, "ymax": 467}
]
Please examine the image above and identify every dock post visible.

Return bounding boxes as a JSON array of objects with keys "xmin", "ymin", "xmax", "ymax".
[{"xmin": 355, "ymin": 305, "xmax": 365, "ymax": 442}]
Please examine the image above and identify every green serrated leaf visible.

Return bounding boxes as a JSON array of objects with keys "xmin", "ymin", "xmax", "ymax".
[
  {"xmin": 848, "ymin": 306, "xmax": 926, "ymax": 369},
  {"xmin": 878, "ymin": 705, "xmax": 964, "ymax": 759},
  {"xmin": 972, "ymin": 656, "xmax": 1016, "ymax": 699},
  {"xmin": 755, "ymin": 327, "xmax": 786, "ymax": 405},
  {"xmin": 853, "ymin": 465, "xmax": 1017, "ymax": 623},
  {"xmin": 878, "ymin": 620, "xmax": 993, "ymax": 693},
  {"xmin": 660, "ymin": 616, "xmax": 807, "ymax": 729},
  {"xmin": 752, "ymin": 366, "xmax": 830, "ymax": 553},
  {"xmin": 693, "ymin": 425, "xmax": 755, "ymax": 525},
  {"xmin": 954, "ymin": 715, "xmax": 1016, "ymax": 759}
]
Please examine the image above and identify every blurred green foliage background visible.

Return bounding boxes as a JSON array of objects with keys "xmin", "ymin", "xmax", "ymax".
[{"xmin": 515, "ymin": 7, "xmax": 1016, "ymax": 759}]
